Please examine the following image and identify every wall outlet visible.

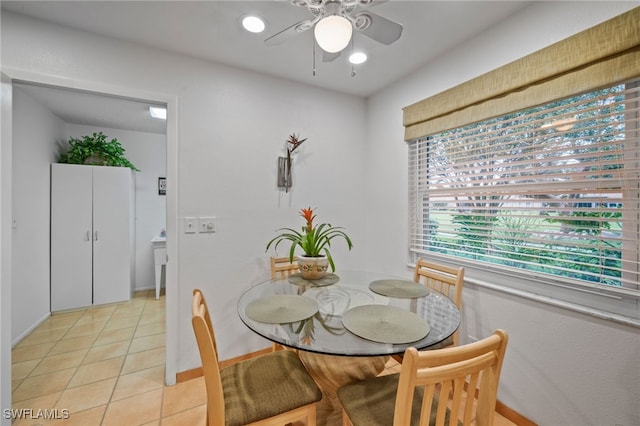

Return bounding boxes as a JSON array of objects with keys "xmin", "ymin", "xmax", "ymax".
[
  {"xmin": 199, "ymin": 217, "xmax": 216, "ymax": 233},
  {"xmin": 184, "ymin": 217, "xmax": 197, "ymax": 233}
]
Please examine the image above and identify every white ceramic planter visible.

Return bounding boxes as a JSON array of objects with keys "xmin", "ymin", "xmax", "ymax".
[{"xmin": 298, "ymin": 255, "xmax": 329, "ymax": 280}]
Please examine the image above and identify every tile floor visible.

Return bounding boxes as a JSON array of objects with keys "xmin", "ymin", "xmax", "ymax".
[
  {"xmin": 11, "ymin": 290, "xmax": 517, "ymax": 426},
  {"xmin": 11, "ymin": 290, "xmax": 207, "ymax": 426}
]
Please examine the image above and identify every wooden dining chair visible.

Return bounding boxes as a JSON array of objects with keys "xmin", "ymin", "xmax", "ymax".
[
  {"xmin": 338, "ymin": 329, "xmax": 509, "ymax": 426},
  {"xmin": 414, "ymin": 258, "xmax": 465, "ymax": 346},
  {"xmin": 270, "ymin": 255, "xmax": 300, "ymax": 279},
  {"xmin": 191, "ymin": 289, "xmax": 322, "ymax": 426}
]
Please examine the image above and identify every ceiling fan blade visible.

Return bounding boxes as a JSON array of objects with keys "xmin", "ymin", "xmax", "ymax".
[
  {"xmin": 359, "ymin": 0, "xmax": 388, "ymax": 7},
  {"xmin": 322, "ymin": 50, "xmax": 341, "ymax": 62},
  {"xmin": 265, "ymin": 19, "xmax": 314, "ymax": 46},
  {"xmin": 354, "ymin": 11, "xmax": 403, "ymax": 45}
]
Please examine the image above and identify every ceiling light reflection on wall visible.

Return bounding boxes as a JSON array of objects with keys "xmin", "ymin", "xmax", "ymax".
[
  {"xmin": 314, "ymin": 15, "xmax": 353, "ymax": 53},
  {"xmin": 149, "ymin": 106, "xmax": 167, "ymax": 120},
  {"xmin": 242, "ymin": 16, "xmax": 265, "ymax": 33},
  {"xmin": 349, "ymin": 52, "xmax": 367, "ymax": 64}
]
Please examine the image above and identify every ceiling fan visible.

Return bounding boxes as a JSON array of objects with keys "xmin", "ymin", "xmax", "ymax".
[{"xmin": 265, "ymin": 0, "xmax": 403, "ymax": 61}]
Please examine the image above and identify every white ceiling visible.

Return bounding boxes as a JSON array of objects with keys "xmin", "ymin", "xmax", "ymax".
[
  {"xmin": 15, "ymin": 82, "xmax": 169, "ymax": 134},
  {"xmin": 3, "ymin": 0, "xmax": 533, "ymax": 133}
]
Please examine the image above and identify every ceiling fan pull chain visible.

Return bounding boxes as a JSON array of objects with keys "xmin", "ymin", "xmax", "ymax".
[
  {"xmin": 312, "ymin": 35, "xmax": 317, "ymax": 76},
  {"xmin": 351, "ymin": 36, "xmax": 356, "ymax": 77}
]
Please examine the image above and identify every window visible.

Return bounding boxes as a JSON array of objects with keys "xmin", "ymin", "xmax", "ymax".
[{"xmin": 409, "ymin": 79, "xmax": 640, "ymax": 321}]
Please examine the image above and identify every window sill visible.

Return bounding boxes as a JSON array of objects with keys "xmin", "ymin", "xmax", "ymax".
[
  {"xmin": 465, "ymin": 275, "xmax": 640, "ymax": 329},
  {"xmin": 408, "ymin": 255, "xmax": 640, "ymax": 329}
]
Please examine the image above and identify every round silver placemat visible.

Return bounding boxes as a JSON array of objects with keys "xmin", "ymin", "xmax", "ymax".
[
  {"xmin": 245, "ymin": 295, "xmax": 318, "ymax": 324},
  {"xmin": 369, "ymin": 279, "xmax": 429, "ymax": 298},
  {"xmin": 288, "ymin": 273, "xmax": 340, "ymax": 287},
  {"xmin": 342, "ymin": 305, "xmax": 430, "ymax": 344}
]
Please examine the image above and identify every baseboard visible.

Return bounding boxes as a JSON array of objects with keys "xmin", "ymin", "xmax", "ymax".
[
  {"xmin": 496, "ymin": 400, "xmax": 538, "ymax": 426},
  {"xmin": 133, "ymin": 285, "xmax": 156, "ymax": 291},
  {"xmin": 176, "ymin": 367, "xmax": 202, "ymax": 383},
  {"xmin": 12, "ymin": 311, "xmax": 51, "ymax": 348},
  {"xmin": 176, "ymin": 346, "xmax": 273, "ymax": 382}
]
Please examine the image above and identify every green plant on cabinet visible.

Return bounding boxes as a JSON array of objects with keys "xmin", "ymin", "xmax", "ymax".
[{"xmin": 58, "ymin": 131, "xmax": 139, "ymax": 171}]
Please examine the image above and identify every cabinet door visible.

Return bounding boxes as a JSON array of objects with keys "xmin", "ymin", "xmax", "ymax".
[
  {"xmin": 92, "ymin": 166, "xmax": 132, "ymax": 305},
  {"xmin": 51, "ymin": 164, "xmax": 93, "ymax": 311}
]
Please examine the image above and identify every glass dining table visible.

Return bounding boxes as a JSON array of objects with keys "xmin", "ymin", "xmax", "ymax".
[{"xmin": 237, "ymin": 269, "xmax": 461, "ymax": 426}]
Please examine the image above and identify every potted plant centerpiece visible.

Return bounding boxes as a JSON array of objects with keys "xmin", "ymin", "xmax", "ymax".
[{"xmin": 266, "ymin": 207, "xmax": 353, "ymax": 280}]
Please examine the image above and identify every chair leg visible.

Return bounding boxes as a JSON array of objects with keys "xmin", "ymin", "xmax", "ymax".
[
  {"xmin": 307, "ymin": 404, "xmax": 317, "ymax": 426},
  {"xmin": 342, "ymin": 410, "xmax": 352, "ymax": 426}
]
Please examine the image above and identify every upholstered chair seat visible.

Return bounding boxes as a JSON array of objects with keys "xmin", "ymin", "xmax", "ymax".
[{"xmin": 220, "ymin": 349, "xmax": 322, "ymax": 425}]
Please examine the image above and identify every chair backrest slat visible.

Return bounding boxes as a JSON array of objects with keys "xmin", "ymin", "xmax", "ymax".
[
  {"xmin": 413, "ymin": 259, "xmax": 464, "ymax": 346},
  {"xmin": 270, "ymin": 256, "xmax": 300, "ymax": 279},
  {"xmin": 414, "ymin": 259, "xmax": 464, "ymax": 308},
  {"xmin": 394, "ymin": 330, "xmax": 508, "ymax": 426}
]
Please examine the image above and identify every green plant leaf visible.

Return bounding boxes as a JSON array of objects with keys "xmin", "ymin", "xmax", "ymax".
[{"xmin": 58, "ymin": 131, "xmax": 140, "ymax": 171}]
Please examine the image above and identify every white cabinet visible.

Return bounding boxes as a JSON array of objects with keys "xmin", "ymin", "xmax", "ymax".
[{"xmin": 51, "ymin": 164, "xmax": 133, "ymax": 311}]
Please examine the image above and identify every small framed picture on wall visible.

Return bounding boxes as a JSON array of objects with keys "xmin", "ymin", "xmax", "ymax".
[{"xmin": 158, "ymin": 177, "xmax": 166, "ymax": 195}]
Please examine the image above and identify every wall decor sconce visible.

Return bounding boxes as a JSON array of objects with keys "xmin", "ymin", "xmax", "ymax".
[
  {"xmin": 277, "ymin": 133, "xmax": 308, "ymax": 193},
  {"xmin": 277, "ymin": 157, "xmax": 292, "ymax": 191}
]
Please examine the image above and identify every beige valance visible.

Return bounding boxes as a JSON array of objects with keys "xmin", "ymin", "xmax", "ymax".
[{"xmin": 403, "ymin": 7, "xmax": 640, "ymax": 141}]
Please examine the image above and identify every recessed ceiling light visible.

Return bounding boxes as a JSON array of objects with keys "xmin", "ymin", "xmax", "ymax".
[
  {"xmin": 349, "ymin": 52, "xmax": 367, "ymax": 65},
  {"xmin": 149, "ymin": 106, "xmax": 166, "ymax": 120},
  {"xmin": 242, "ymin": 16, "xmax": 265, "ymax": 33}
]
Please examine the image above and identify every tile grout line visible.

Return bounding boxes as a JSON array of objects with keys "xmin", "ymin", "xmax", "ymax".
[
  {"xmin": 61, "ymin": 303, "xmax": 117, "ymax": 404},
  {"xmin": 103, "ymin": 291, "xmax": 167, "ymax": 425},
  {"xmin": 12, "ymin": 308, "xmax": 91, "ymax": 406},
  {"xmin": 10, "ymin": 290, "xmax": 169, "ymax": 425},
  {"xmin": 106, "ymin": 291, "xmax": 167, "ymax": 424},
  {"xmin": 101, "ymin": 294, "xmax": 149, "ymax": 425},
  {"xmin": 41, "ymin": 302, "xmax": 124, "ymax": 418}
]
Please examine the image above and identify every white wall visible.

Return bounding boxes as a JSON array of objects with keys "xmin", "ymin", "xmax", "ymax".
[
  {"xmin": 1, "ymin": 10, "xmax": 368, "ymax": 374},
  {"xmin": 11, "ymin": 87, "xmax": 65, "ymax": 343},
  {"xmin": 364, "ymin": 2, "xmax": 640, "ymax": 425},
  {"xmin": 66, "ymin": 124, "xmax": 167, "ymax": 292}
]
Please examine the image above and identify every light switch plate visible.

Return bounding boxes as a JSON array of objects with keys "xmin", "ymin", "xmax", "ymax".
[
  {"xmin": 184, "ymin": 217, "xmax": 197, "ymax": 233},
  {"xmin": 199, "ymin": 217, "xmax": 216, "ymax": 233}
]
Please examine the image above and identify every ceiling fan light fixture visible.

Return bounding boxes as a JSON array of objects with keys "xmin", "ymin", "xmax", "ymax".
[
  {"xmin": 349, "ymin": 52, "xmax": 367, "ymax": 64},
  {"xmin": 242, "ymin": 15, "xmax": 265, "ymax": 33},
  {"xmin": 314, "ymin": 15, "xmax": 352, "ymax": 53}
]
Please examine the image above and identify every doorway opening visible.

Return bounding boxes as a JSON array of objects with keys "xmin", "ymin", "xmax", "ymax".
[{"xmin": 4, "ymin": 76, "xmax": 178, "ymax": 387}]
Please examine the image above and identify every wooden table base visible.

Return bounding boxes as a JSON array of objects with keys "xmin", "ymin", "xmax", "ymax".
[{"xmin": 298, "ymin": 352, "xmax": 389, "ymax": 426}]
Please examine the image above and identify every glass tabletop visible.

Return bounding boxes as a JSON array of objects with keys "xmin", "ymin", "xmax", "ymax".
[{"xmin": 237, "ymin": 270, "xmax": 461, "ymax": 356}]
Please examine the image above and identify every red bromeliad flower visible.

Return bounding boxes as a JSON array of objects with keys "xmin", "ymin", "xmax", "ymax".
[{"xmin": 300, "ymin": 207, "xmax": 315, "ymax": 232}]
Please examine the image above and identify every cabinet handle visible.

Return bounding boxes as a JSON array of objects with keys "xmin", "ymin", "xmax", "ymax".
[
  {"xmin": 94, "ymin": 231, "xmax": 99, "ymax": 241},
  {"xmin": 86, "ymin": 230, "xmax": 91, "ymax": 241}
]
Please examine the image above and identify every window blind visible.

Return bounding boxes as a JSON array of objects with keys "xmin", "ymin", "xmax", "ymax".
[
  {"xmin": 409, "ymin": 80, "xmax": 640, "ymax": 307},
  {"xmin": 403, "ymin": 7, "xmax": 640, "ymax": 141}
]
